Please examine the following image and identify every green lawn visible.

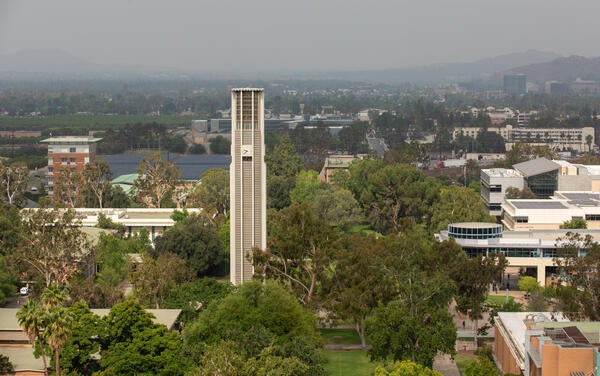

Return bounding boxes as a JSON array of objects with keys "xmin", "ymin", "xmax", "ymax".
[
  {"xmin": 323, "ymin": 350, "xmax": 376, "ymax": 376},
  {"xmin": 486, "ymin": 294, "xmax": 515, "ymax": 306},
  {"xmin": 454, "ymin": 353, "xmax": 478, "ymax": 375},
  {"xmin": 320, "ymin": 328, "xmax": 362, "ymax": 345}
]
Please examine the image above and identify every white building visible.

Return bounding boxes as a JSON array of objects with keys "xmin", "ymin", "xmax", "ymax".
[{"xmin": 480, "ymin": 168, "xmax": 524, "ymax": 216}]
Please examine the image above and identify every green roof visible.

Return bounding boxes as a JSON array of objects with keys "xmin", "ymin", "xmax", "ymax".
[{"xmin": 111, "ymin": 173, "xmax": 139, "ymax": 185}]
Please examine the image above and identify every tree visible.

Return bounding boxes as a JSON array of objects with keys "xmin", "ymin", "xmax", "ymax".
[
  {"xmin": 130, "ymin": 252, "xmax": 193, "ymax": 309},
  {"xmin": 0, "ymin": 161, "xmax": 29, "ymax": 207},
  {"xmin": 290, "ymin": 171, "xmax": 364, "ymax": 228},
  {"xmin": 153, "ymin": 213, "xmax": 226, "ymax": 277},
  {"xmin": 162, "ymin": 278, "xmax": 233, "ymax": 324},
  {"xmin": 518, "ymin": 276, "xmax": 541, "ymax": 294},
  {"xmin": 0, "ymin": 255, "xmax": 17, "ymax": 305},
  {"xmin": 253, "ymin": 203, "xmax": 340, "ymax": 306},
  {"xmin": 504, "ymin": 143, "xmax": 558, "ymax": 166},
  {"xmin": 60, "ymin": 302, "xmax": 104, "ymax": 376},
  {"xmin": 560, "ymin": 218, "xmax": 587, "ymax": 229},
  {"xmin": 208, "ymin": 136, "xmax": 230, "ymax": 154},
  {"xmin": 100, "ymin": 300, "xmax": 190, "ymax": 375},
  {"xmin": 17, "ymin": 299, "xmax": 49, "ymax": 375},
  {"xmin": 554, "ymin": 233, "xmax": 600, "ymax": 320},
  {"xmin": 360, "ymin": 164, "xmax": 440, "ymax": 233},
  {"xmin": 266, "ymin": 135, "xmax": 302, "ymax": 178},
  {"xmin": 186, "ymin": 169, "xmax": 229, "ymax": 217},
  {"xmin": 53, "ymin": 168, "xmax": 83, "ymax": 208},
  {"xmin": 45, "ymin": 304, "xmax": 72, "ymax": 376},
  {"xmin": 365, "ymin": 229, "xmax": 458, "ymax": 368},
  {"xmin": 265, "ymin": 135, "xmax": 303, "ymax": 209},
  {"xmin": 15, "ymin": 207, "xmax": 92, "ymax": 287},
  {"xmin": 184, "ymin": 280, "xmax": 326, "ymax": 375},
  {"xmin": 82, "ymin": 161, "xmax": 112, "ymax": 209},
  {"xmin": 430, "ymin": 186, "xmax": 495, "ymax": 232},
  {"xmin": 338, "ymin": 121, "xmax": 368, "ymax": 154},
  {"xmin": 374, "ymin": 361, "xmax": 442, "ymax": 376},
  {"xmin": 132, "ymin": 154, "xmax": 182, "ymax": 208},
  {"xmin": 464, "ymin": 357, "xmax": 501, "ymax": 376},
  {"xmin": 384, "ymin": 141, "xmax": 431, "ymax": 167},
  {"xmin": 0, "ymin": 354, "xmax": 14, "ymax": 374},
  {"xmin": 365, "ymin": 281, "xmax": 456, "ymax": 368},
  {"xmin": 586, "ymin": 134, "xmax": 594, "ymax": 152},
  {"xmin": 326, "ymin": 234, "xmax": 394, "ymax": 348},
  {"xmin": 505, "ymin": 186, "xmax": 535, "ymax": 199},
  {"xmin": 430, "ymin": 238, "xmax": 506, "ymax": 343}
]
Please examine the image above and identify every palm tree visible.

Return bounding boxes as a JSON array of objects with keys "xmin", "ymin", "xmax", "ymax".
[
  {"xmin": 17, "ymin": 300, "xmax": 48, "ymax": 376},
  {"xmin": 41, "ymin": 285, "xmax": 67, "ymax": 309},
  {"xmin": 586, "ymin": 134, "xmax": 594, "ymax": 152},
  {"xmin": 45, "ymin": 308, "xmax": 72, "ymax": 376}
]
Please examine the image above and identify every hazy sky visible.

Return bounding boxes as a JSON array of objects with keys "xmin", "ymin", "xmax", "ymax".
[{"xmin": 1, "ymin": 0, "xmax": 599, "ymax": 72}]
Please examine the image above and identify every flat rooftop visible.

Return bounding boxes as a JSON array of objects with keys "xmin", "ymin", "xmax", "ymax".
[
  {"xmin": 41, "ymin": 136, "xmax": 102, "ymax": 144},
  {"xmin": 510, "ymin": 200, "xmax": 569, "ymax": 210},
  {"xmin": 482, "ymin": 168, "xmax": 522, "ymax": 178}
]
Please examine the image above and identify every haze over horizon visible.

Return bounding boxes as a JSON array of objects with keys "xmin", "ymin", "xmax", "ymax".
[{"xmin": 1, "ymin": 0, "xmax": 600, "ymax": 73}]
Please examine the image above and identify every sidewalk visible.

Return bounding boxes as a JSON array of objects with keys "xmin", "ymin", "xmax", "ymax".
[{"xmin": 432, "ymin": 354, "xmax": 460, "ymax": 376}]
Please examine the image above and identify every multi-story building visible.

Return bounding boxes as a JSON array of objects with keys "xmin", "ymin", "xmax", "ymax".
[
  {"xmin": 504, "ymin": 74, "xmax": 527, "ymax": 94},
  {"xmin": 41, "ymin": 136, "xmax": 101, "ymax": 196},
  {"xmin": 505, "ymin": 125, "xmax": 594, "ymax": 152},
  {"xmin": 495, "ymin": 311, "xmax": 600, "ymax": 376},
  {"xmin": 437, "ymin": 221, "xmax": 600, "ymax": 286},
  {"xmin": 229, "ymin": 88, "xmax": 267, "ymax": 285},
  {"xmin": 480, "ymin": 168, "xmax": 524, "ymax": 216},
  {"xmin": 494, "ymin": 312, "xmax": 571, "ymax": 375}
]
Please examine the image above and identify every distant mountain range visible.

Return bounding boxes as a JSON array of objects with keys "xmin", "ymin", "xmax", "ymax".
[
  {"xmin": 500, "ymin": 55, "xmax": 600, "ymax": 84},
  {"xmin": 323, "ymin": 50, "xmax": 562, "ymax": 84},
  {"xmin": 1, "ymin": 49, "xmax": 598, "ymax": 85}
]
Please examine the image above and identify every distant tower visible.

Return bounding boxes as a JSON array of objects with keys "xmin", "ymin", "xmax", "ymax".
[{"xmin": 230, "ymin": 88, "xmax": 267, "ymax": 285}]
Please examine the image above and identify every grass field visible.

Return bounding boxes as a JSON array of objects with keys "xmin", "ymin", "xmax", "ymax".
[
  {"xmin": 323, "ymin": 350, "xmax": 376, "ymax": 376},
  {"xmin": 454, "ymin": 353, "xmax": 478, "ymax": 375},
  {"xmin": 486, "ymin": 294, "xmax": 515, "ymax": 306},
  {"xmin": 320, "ymin": 328, "xmax": 362, "ymax": 345}
]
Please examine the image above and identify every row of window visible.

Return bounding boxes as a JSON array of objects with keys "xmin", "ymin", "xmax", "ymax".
[
  {"xmin": 49, "ymin": 147, "xmax": 78, "ymax": 153},
  {"xmin": 464, "ymin": 247, "xmax": 557, "ymax": 258}
]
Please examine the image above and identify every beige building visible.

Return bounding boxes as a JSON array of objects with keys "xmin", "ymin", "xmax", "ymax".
[
  {"xmin": 229, "ymin": 88, "xmax": 267, "ymax": 285},
  {"xmin": 502, "ymin": 192, "xmax": 600, "ymax": 231}
]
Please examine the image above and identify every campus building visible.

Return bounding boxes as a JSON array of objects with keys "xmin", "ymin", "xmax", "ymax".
[
  {"xmin": 437, "ymin": 222, "xmax": 600, "ymax": 286},
  {"xmin": 480, "ymin": 159, "xmax": 600, "ymax": 215},
  {"xmin": 495, "ymin": 312, "xmax": 600, "ymax": 376},
  {"xmin": 229, "ymin": 88, "xmax": 267, "ymax": 285},
  {"xmin": 494, "ymin": 312, "xmax": 571, "ymax": 375},
  {"xmin": 480, "ymin": 168, "xmax": 524, "ymax": 216},
  {"xmin": 41, "ymin": 136, "xmax": 101, "ymax": 196}
]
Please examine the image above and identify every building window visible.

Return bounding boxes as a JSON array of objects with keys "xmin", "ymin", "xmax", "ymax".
[
  {"xmin": 61, "ymin": 157, "xmax": 67, "ymax": 163},
  {"xmin": 70, "ymin": 157, "xmax": 76, "ymax": 163},
  {"xmin": 48, "ymin": 167, "xmax": 53, "ymax": 173},
  {"xmin": 84, "ymin": 157, "xmax": 89, "ymax": 164},
  {"xmin": 48, "ymin": 147, "xmax": 53, "ymax": 154},
  {"xmin": 48, "ymin": 158, "xmax": 53, "ymax": 165},
  {"xmin": 586, "ymin": 214, "xmax": 600, "ymax": 221},
  {"xmin": 490, "ymin": 185, "xmax": 501, "ymax": 192},
  {"xmin": 515, "ymin": 217, "xmax": 529, "ymax": 223},
  {"xmin": 69, "ymin": 147, "xmax": 76, "ymax": 153}
]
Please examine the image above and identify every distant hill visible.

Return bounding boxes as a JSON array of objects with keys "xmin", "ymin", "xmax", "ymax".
[
  {"xmin": 499, "ymin": 55, "xmax": 600, "ymax": 84},
  {"xmin": 322, "ymin": 50, "xmax": 561, "ymax": 84}
]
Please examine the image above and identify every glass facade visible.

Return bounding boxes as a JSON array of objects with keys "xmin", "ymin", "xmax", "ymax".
[
  {"xmin": 447, "ymin": 224, "xmax": 503, "ymax": 239},
  {"xmin": 463, "ymin": 247, "xmax": 556, "ymax": 258},
  {"xmin": 526, "ymin": 171, "xmax": 558, "ymax": 198}
]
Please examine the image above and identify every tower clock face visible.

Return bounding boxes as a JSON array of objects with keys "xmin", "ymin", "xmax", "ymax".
[{"xmin": 241, "ymin": 145, "xmax": 253, "ymax": 157}]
